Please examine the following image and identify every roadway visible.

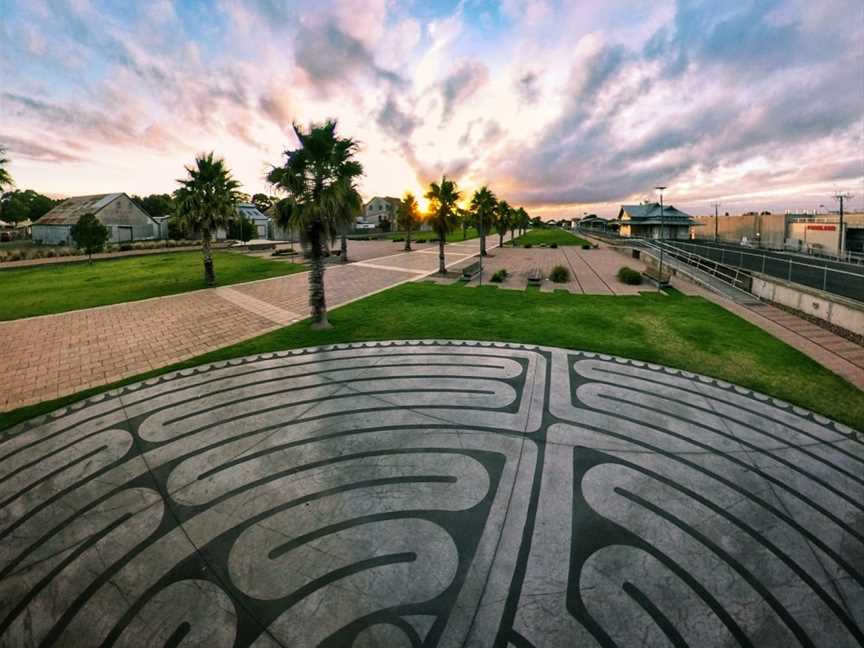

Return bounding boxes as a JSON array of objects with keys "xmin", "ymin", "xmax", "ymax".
[{"xmin": 666, "ymin": 239, "xmax": 864, "ymax": 302}]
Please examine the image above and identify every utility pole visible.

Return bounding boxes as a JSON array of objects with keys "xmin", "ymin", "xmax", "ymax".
[
  {"xmin": 832, "ymin": 191, "xmax": 853, "ymax": 259},
  {"xmin": 713, "ymin": 202, "xmax": 720, "ymax": 242},
  {"xmin": 655, "ymin": 186, "xmax": 667, "ymax": 291}
]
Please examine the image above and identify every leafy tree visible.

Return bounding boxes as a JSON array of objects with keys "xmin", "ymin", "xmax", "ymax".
[
  {"xmin": 470, "ymin": 186, "xmax": 497, "ymax": 257},
  {"xmin": 175, "ymin": 152, "xmax": 241, "ymax": 286},
  {"xmin": 70, "ymin": 212, "xmax": 109, "ymax": 264},
  {"xmin": 397, "ymin": 192, "xmax": 420, "ymax": 251},
  {"xmin": 0, "ymin": 146, "xmax": 13, "ymax": 192},
  {"xmin": 0, "ymin": 189, "xmax": 61, "ymax": 223},
  {"xmin": 252, "ymin": 193, "xmax": 273, "ymax": 212},
  {"xmin": 425, "ymin": 176, "xmax": 462, "ymax": 274},
  {"xmin": 229, "ymin": 216, "xmax": 256, "ymax": 242},
  {"xmin": 131, "ymin": 193, "xmax": 175, "ymax": 217},
  {"xmin": 267, "ymin": 120, "xmax": 363, "ymax": 329},
  {"xmin": 495, "ymin": 200, "xmax": 512, "ymax": 246},
  {"xmin": 166, "ymin": 216, "xmax": 187, "ymax": 240}
]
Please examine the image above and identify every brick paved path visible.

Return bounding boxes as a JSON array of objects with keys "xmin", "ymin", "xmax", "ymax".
[{"xmin": 0, "ymin": 238, "xmax": 494, "ymax": 412}]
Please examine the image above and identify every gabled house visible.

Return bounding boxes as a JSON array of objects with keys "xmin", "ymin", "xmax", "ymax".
[
  {"xmin": 32, "ymin": 193, "xmax": 159, "ymax": 245},
  {"xmin": 236, "ymin": 202, "xmax": 270, "ymax": 239},
  {"xmin": 361, "ymin": 196, "xmax": 401, "ymax": 227},
  {"xmin": 616, "ymin": 203, "xmax": 695, "ymax": 239}
]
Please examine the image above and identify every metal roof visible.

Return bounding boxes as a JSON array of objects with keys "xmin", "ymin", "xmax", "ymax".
[
  {"xmin": 35, "ymin": 193, "xmax": 124, "ymax": 225},
  {"xmin": 618, "ymin": 203, "xmax": 695, "ymax": 223}
]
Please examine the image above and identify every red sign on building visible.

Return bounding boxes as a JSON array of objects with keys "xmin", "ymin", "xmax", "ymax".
[{"xmin": 806, "ymin": 224, "xmax": 836, "ymax": 231}]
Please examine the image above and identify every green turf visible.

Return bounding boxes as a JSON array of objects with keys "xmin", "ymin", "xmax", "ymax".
[
  {"xmin": 0, "ymin": 251, "xmax": 306, "ymax": 320},
  {"xmin": 393, "ymin": 227, "xmax": 481, "ymax": 243},
  {"xmin": 511, "ymin": 229, "xmax": 590, "ymax": 247},
  {"xmin": 1, "ymin": 282, "xmax": 860, "ymax": 432}
]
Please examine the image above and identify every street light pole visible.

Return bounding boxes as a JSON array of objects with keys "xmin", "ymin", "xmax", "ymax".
[
  {"xmin": 713, "ymin": 202, "xmax": 720, "ymax": 242},
  {"xmin": 655, "ymin": 186, "xmax": 667, "ymax": 292}
]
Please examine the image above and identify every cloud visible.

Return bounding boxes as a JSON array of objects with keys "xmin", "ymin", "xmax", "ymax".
[
  {"xmin": 516, "ymin": 71, "xmax": 540, "ymax": 103},
  {"xmin": 293, "ymin": 21, "xmax": 403, "ymax": 93},
  {"xmin": 377, "ymin": 96, "xmax": 418, "ymax": 139},
  {"xmin": 0, "ymin": 133, "xmax": 84, "ymax": 163},
  {"xmin": 439, "ymin": 60, "xmax": 490, "ymax": 121}
]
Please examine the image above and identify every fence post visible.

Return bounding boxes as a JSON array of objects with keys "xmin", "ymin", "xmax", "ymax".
[
  {"xmin": 721, "ymin": 249, "xmax": 725, "ymax": 264},
  {"xmin": 823, "ymin": 266, "xmax": 828, "ymax": 292},
  {"xmin": 761, "ymin": 254, "xmax": 766, "ymax": 274},
  {"xmin": 788, "ymin": 259, "xmax": 792, "ymax": 281}
]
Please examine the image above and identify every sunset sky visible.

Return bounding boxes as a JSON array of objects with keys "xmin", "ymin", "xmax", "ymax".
[{"xmin": 2, "ymin": 0, "xmax": 863, "ymax": 217}]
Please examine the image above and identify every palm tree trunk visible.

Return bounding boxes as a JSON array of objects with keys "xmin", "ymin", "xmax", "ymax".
[
  {"xmin": 404, "ymin": 224, "xmax": 412, "ymax": 251},
  {"xmin": 480, "ymin": 218, "xmax": 486, "ymax": 256},
  {"xmin": 438, "ymin": 238, "xmax": 446, "ymax": 274},
  {"xmin": 202, "ymin": 231, "xmax": 215, "ymax": 286},
  {"xmin": 499, "ymin": 231, "xmax": 504, "ymax": 247},
  {"xmin": 340, "ymin": 233, "xmax": 348, "ymax": 263},
  {"xmin": 307, "ymin": 224, "xmax": 330, "ymax": 328}
]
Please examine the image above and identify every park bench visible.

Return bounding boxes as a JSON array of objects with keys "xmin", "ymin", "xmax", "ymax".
[
  {"xmin": 527, "ymin": 268, "xmax": 543, "ymax": 284},
  {"xmin": 460, "ymin": 261, "xmax": 482, "ymax": 281}
]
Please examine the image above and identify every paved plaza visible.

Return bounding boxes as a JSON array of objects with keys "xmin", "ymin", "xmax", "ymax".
[{"xmin": 1, "ymin": 342, "xmax": 861, "ymax": 647}]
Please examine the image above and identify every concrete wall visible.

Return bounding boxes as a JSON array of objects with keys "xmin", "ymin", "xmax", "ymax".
[
  {"xmin": 31, "ymin": 224, "xmax": 72, "ymax": 245},
  {"xmin": 787, "ymin": 222, "xmax": 840, "ymax": 254},
  {"xmin": 693, "ymin": 213, "xmax": 788, "ymax": 247},
  {"xmin": 752, "ymin": 275, "xmax": 864, "ymax": 336}
]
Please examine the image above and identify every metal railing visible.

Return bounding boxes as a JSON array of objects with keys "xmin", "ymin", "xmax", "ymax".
[
  {"xmin": 636, "ymin": 240, "xmax": 753, "ymax": 294},
  {"xmin": 666, "ymin": 240, "xmax": 864, "ymax": 303},
  {"xmin": 691, "ymin": 237, "xmax": 864, "ymax": 266}
]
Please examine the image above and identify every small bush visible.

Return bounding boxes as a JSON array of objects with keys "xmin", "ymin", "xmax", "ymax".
[
  {"xmin": 524, "ymin": 243, "xmax": 533, "ymax": 248},
  {"xmin": 550, "ymin": 242, "xmax": 558, "ymax": 248},
  {"xmin": 45, "ymin": 249, "xmax": 56, "ymax": 258},
  {"xmin": 549, "ymin": 264, "xmax": 569, "ymax": 283},
  {"xmin": 617, "ymin": 266, "xmax": 642, "ymax": 285},
  {"xmin": 119, "ymin": 243, "xmax": 134, "ymax": 251},
  {"xmin": 491, "ymin": 269, "xmax": 508, "ymax": 283},
  {"xmin": 392, "ymin": 237, "xmax": 404, "ymax": 242},
  {"xmin": 581, "ymin": 244, "xmax": 591, "ymax": 250}
]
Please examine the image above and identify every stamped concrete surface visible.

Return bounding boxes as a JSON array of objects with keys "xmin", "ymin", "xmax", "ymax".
[
  {"xmin": 1, "ymin": 341, "xmax": 861, "ymax": 647},
  {"xmin": 0, "ymin": 238, "xmax": 493, "ymax": 413}
]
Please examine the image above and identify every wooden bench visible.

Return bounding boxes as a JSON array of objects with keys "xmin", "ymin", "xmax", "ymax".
[
  {"xmin": 527, "ymin": 268, "xmax": 543, "ymax": 284},
  {"xmin": 460, "ymin": 261, "xmax": 482, "ymax": 281}
]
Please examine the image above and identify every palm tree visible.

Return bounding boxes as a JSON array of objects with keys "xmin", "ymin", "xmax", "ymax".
[
  {"xmin": 175, "ymin": 152, "xmax": 241, "ymax": 286},
  {"xmin": 495, "ymin": 200, "xmax": 512, "ymax": 247},
  {"xmin": 397, "ymin": 192, "xmax": 420, "ymax": 251},
  {"xmin": 0, "ymin": 146, "xmax": 14, "ymax": 192},
  {"xmin": 267, "ymin": 120, "xmax": 363, "ymax": 329},
  {"xmin": 516, "ymin": 207, "xmax": 529, "ymax": 235},
  {"xmin": 470, "ymin": 186, "xmax": 497, "ymax": 257},
  {"xmin": 425, "ymin": 176, "xmax": 462, "ymax": 274}
]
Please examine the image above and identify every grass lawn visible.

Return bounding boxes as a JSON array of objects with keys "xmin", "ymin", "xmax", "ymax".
[
  {"xmin": 511, "ymin": 229, "xmax": 590, "ymax": 247},
  {"xmin": 0, "ymin": 250, "xmax": 306, "ymax": 320},
  {"xmin": 1, "ymin": 282, "xmax": 861, "ymax": 432},
  {"xmin": 392, "ymin": 227, "xmax": 481, "ymax": 243}
]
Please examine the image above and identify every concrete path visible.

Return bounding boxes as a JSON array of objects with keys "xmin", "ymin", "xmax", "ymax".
[
  {"xmin": 0, "ymin": 238, "xmax": 494, "ymax": 413},
  {"xmin": 0, "ymin": 342, "xmax": 861, "ymax": 647}
]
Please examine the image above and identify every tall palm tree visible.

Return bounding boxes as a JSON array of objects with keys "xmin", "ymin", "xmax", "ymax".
[
  {"xmin": 516, "ymin": 207, "xmax": 529, "ymax": 235},
  {"xmin": 267, "ymin": 120, "xmax": 363, "ymax": 329},
  {"xmin": 397, "ymin": 192, "xmax": 420, "ymax": 251},
  {"xmin": 175, "ymin": 152, "xmax": 241, "ymax": 286},
  {"xmin": 470, "ymin": 186, "xmax": 497, "ymax": 257},
  {"xmin": 495, "ymin": 199, "xmax": 512, "ymax": 247},
  {"xmin": 0, "ymin": 145, "xmax": 14, "ymax": 192},
  {"xmin": 425, "ymin": 176, "xmax": 462, "ymax": 274}
]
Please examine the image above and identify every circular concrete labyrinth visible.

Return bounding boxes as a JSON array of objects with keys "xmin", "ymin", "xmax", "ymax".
[{"xmin": 0, "ymin": 341, "xmax": 862, "ymax": 647}]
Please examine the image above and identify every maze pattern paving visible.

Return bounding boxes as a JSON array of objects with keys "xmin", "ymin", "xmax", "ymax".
[{"xmin": 0, "ymin": 342, "xmax": 861, "ymax": 647}]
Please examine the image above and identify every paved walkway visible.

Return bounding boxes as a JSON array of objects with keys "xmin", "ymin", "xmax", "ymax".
[
  {"xmin": 0, "ymin": 238, "xmax": 495, "ymax": 412},
  {"xmin": 1, "ymin": 342, "xmax": 861, "ymax": 647}
]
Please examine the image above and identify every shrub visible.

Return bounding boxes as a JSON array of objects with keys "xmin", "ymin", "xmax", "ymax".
[
  {"xmin": 581, "ymin": 244, "xmax": 591, "ymax": 250},
  {"xmin": 45, "ymin": 249, "xmax": 56, "ymax": 258},
  {"xmin": 119, "ymin": 243, "xmax": 134, "ymax": 251},
  {"xmin": 392, "ymin": 237, "xmax": 404, "ymax": 242},
  {"xmin": 524, "ymin": 243, "xmax": 533, "ymax": 248},
  {"xmin": 617, "ymin": 266, "xmax": 642, "ymax": 285},
  {"xmin": 549, "ymin": 264, "xmax": 569, "ymax": 283},
  {"xmin": 491, "ymin": 269, "xmax": 508, "ymax": 283},
  {"xmin": 550, "ymin": 242, "xmax": 558, "ymax": 248}
]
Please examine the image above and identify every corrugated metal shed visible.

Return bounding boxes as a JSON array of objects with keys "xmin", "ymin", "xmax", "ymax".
[{"xmin": 35, "ymin": 193, "xmax": 123, "ymax": 225}]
